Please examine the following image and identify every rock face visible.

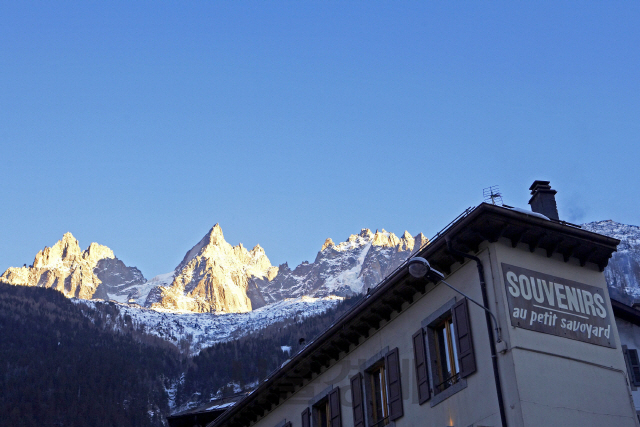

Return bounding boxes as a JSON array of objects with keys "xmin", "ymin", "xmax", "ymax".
[
  {"xmin": 146, "ymin": 224, "xmax": 274, "ymax": 313},
  {"xmin": 249, "ymin": 229, "xmax": 428, "ymax": 305},
  {"xmin": 582, "ymin": 220, "xmax": 640, "ymax": 304},
  {"xmin": 0, "ymin": 233, "xmax": 145, "ymax": 300},
  {"xmin": 5, "ymin": 220, "xmax": 640, "ymax": 315}
]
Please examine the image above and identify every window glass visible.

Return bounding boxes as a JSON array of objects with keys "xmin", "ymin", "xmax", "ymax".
[
  {"xmin": 313, "ymin": 399, "xmax": 330, "ymax": 427},
  {"xmin": 370, "ymin": 366, "xmax": 388, "ymax": 424},
  {"xmin": 433, "ymin": 315, "xmax": 460, "ymax": 393},
  {"xmin": 365, "ymin": 364, "xmax": 390, "ymax": 427}
]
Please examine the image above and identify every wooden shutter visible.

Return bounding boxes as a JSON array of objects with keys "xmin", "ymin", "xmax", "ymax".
[
  {"xmin": 627, "ymin": 348, "xmax": 640, "ymax": 386},
  {"xmin": 350, "ymin": 373, "xmax": 365, "ymax": 427},
  {"xmin": 384, "ymin": 347, "xmax": 404, "ymax": 421},
  {"xmin": 412, "ymin": 328, "xmax": 431, "ymax": 404},
  {"xmin": 328, "ymin": 387, "xmax": 342, "ymax": 427},
  {"xmin": 452, "ymin": 298, "xmax": 476, "ymax": 378},
  {"xmin": 301, "ymin": 407, "xmax": 310, "ymax": 427}
]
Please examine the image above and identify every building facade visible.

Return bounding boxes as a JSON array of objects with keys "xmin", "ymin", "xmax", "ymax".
[
  {"xmin": 613, "ymin": 298, "xmax": 640, "ymax": 419},
  {"xmin": 206, "ymin": 189, "xmax": 638, "ymax": 427}
]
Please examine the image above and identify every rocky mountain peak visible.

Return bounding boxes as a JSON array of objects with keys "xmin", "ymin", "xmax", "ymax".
[
  {"xmin": 33, "ymin": 232, "xmax": 82, "ymax": 269},
  {"xmin": 321, "ymin": 238, "xmax": 335, "ymax": 251},
  {"xmin": 174, "ymin": 224, "xmax": 229, "ymax": 274},
  {"xmin": 1, "ymin": 233, "xmax": 143, "ymax": 301},
  {"xmin": 205, "ymin": 223, "xmax": 225, "ymax": 246},
  {"xmin": 250, "ymin": 244, "xmax": 264, "ymax": 255},
  {"xmin": 582, "ymin": 220, "xmax": 640, "ymax": 253},
  {"xmin": 251, "ymin": 228, "xmax": 431, "ymax": 304},
  {"xmin": 414, "ymin": 233, "xmax": 429, "ymax": 252},
  {"xmin": 360, "ymin": 229, "xmax": 374, "ymax": 239},
  {"xmin": 399, "ymin": 231, "xmax": 415, "ymax": 251},
  {"xmin": 371, "ymin": 229, "xmax": 401, "ymax": 248},
  {"xmin": 147, "ymin": 224, "xmax": 273, "ymax": 313},
  {"xmin": 83, "ymin": 242, "xmax": 115, "ymax": 265},
  {"xmin": 61, "ymin": 231, "xmax": 78, "ymax": 244}
]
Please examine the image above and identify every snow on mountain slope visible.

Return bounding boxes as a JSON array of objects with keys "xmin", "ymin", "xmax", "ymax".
[
  {"xmin": 75, "ymin": 296, "xmax": 342, "ymax": 355},
  {"xmin": 250, "ymin": 229, "xmax": 428, "ymax": 304},
  {"xmin": 582, "ymin": 220, "xmax": 640, "ymax": 304},
  {"xmin": 107, "ymin": 272, "xmax": 175, "ymax": 305}
]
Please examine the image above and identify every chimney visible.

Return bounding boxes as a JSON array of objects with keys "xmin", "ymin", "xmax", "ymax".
[{"xmin": 528, "ymin": 180, "xmax": 559, "ymax": 220}]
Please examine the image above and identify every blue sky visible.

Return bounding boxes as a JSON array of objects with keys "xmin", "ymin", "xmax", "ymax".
[{"xmin": 1, "ymin": 2, "xmax": 639, "ymax": 278}]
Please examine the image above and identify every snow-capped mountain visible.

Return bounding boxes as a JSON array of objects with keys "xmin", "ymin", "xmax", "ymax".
[
  {"xmin": 138, "ymin": 225, "xmax": 426, "ymax": 313},
  {"xmin": 582, "ymin": 220, "xmax": 640, "ymax": 304},
  {"xmin": 0, "ymin": 232, "xmax": 145, "ymax": 300},
  {"xmin": 144, "ymin": 224, "xmax": 275, "ymax": 313},
  {"xmin": 0, "ymin": 225, "xmax": 426, "ymax": 316},
  {"xmin": 5, "ymin": 220, "xmax": 640, "ymax": 316},
  {"xmin": 249, "ymin": 229, "xmax": 428, "ymax": 306}
]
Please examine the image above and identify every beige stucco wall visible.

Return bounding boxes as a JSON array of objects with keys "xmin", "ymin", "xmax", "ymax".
[
  {"xmin": 488, "ymin": 239, "xmax": 638, "ymax": 427},
  {"xmin": 250, "ymin": 237, "xmax": 638, "ymax": 427},
  {"xmin": 253, "ymin": 257, "xmax": 502, "ymax": 427}
]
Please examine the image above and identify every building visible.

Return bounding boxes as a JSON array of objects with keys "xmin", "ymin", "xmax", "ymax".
[
  {"xmin": 168, "ymin": 393, "xmax": 247, "ymax": 427},
  {"xmin": 203, "ymin": 181, "xmax": 639, "ymax": 427},
  {"xmin": 612, "ymin": 298, "xmax": 640, "ymax": 420}
]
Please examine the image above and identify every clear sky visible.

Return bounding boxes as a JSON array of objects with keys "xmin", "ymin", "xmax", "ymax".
[{"xmin": 1, "ymin": 2, "xmax": 639, "ymax": 278}]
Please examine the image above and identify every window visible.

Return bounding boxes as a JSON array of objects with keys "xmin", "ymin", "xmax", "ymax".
[
  {"xmin": 415, "ymin": 298, "xmax": 476, "ymax": 404},
  {"xmin": 368, "ymin": 365, "xmax": 388, "ymax": 425},
  {"xmin": 623, "ymin": 345, "xmax": 640, "ymax": 387},
  {"xmin": 432, "ymin": 315, "xmax": 460, "ymax": 392},
  {"xmin": 354, "ymin": 347, "xmax": 403, "ymax": 427},
  {"xmin": 302, "ymin": 387, "xmax": 342, "ymax": 427},
  {"xmin": 314, "ymin": 399, "xmax": 330, "ymax": 427}
]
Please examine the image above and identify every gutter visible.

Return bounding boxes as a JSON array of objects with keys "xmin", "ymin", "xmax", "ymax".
[{"xmin": 446, "ymin": 238, "xmax": 508, "ymax": 427}]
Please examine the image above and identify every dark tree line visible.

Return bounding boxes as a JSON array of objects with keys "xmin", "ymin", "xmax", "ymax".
[
  {"xmin": 0, "ymin": 283, "xmax": 183, "ymax": 427},
  {"xmin": 0, "ymin": 282, "xmax": 362, "ymax": 425}
]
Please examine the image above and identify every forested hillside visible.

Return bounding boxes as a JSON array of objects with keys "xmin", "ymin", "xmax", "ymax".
[
  {"xmin": 175, "ymin": 296, "xmax": 362, "ymax": 410},
  {"xmin": 0, "ymin": 283, "xmax": 183, "ymax": 427},
  {"xmin": 0, "ymin": 283, "xmax": 362, "ymax": 424}
]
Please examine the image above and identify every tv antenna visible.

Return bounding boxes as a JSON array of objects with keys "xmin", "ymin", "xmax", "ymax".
[{"xmin": 483, "ymin": 185, "xmax": 504, "ymax": 206}]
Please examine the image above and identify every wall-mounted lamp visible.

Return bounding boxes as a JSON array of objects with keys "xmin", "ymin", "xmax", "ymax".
[{"xmin": 407, "ymin": 257, "xmax": 502, "ymax": 343}]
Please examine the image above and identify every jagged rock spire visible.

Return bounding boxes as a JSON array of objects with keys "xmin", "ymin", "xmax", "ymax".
[
  {"xmin": 0, "ymin": 233, "xmax": 138, "ymax": 300},
  {"xmin": 147, "ymin": 223, "xmax": 274, "ymax": 313},
  {"xmin": 321, "ymin": 238, "xmax": 335, "ymax": 251}
]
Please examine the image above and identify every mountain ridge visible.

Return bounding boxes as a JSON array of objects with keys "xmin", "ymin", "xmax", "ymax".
[
  {"xmin": 3, "ymin": 219, "xmax": 640, "ymax": 314},
  {"xmin": 0, "ymin": 232, "xmax": 145, "ymax": 300}
]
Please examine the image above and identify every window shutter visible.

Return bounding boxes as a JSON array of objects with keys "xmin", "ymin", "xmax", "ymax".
[
  {"xmin": 350, "ymin": 373, "xmax": 365, "ymax": 427},
  {"xmin": 384, "ymin": 347, "xmax": 404, "ymax": 421},
  {"xmin": 452, "ymin": 298, "xmax": 476, "ymax": 378},
  {"xmin": 328, "ymin": 387, "xmax": 342, "ymax": 427},
  {"xmin": 301, "ymin": 407, "xmax": 310, "ymax": 427},
  {"xmin": 628, "ymin": 348, "xmax": 640, "ymax": 387},
  {"xmin": 412, "ymin": 328, "xmax": 431, "ymax": 404}
]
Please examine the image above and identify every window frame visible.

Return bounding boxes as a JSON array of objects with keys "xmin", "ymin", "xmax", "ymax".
[
  {"xmin": 359, "ymin": 346, "xmax": 403, "ymax": 427},
  {"xmin": 432, "ymin": 314, "xmax": 461, "ymax": 392},
  {"xmin": 305, "ymin": 386, "xmax": 342, "ymax": 427},
  {"xmin": 312, "ymin": 397, "xmax": 330, "ymax": 427},
  {"xmin": 364, "ymin": 359, "xmax": 389, "ymax": 427},
  {"xmin": 420, "ymin": 298, "xmax": 473, "ymax": 406},
  {"xmin": 623, "ymin": 345, "xmax": 640, "ymax": 389}
]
